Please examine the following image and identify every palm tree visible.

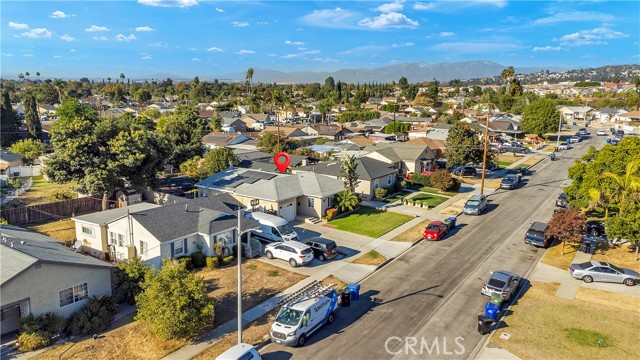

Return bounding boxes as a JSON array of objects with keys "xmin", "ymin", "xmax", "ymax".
[
  {"xmin": 120, "ymin": 73, "xmax": 125, "ymax": 83},
  {"xmin": 501, "ymin": 66, "xmax": 515, "ymax": 94},
  {"xmin": 246, "ymin": 68, "xmax": 254, "ymax": 95},
  {"xmin": 270, "ymin": 88, "xmax": 282, "ymax": 152},
  {"xmin": 317, "ymin": 99, "xmax": 331, "ymax": 125},
  {"xmin": 340, "ymin": 154, "xmax": 360, "ymax": 192},
  {"xmin": 25, "ymin": 71, "xmax": 30, "ymax": 80},
  {"xmin": 601, "ymin": 159, "xmax": 640, "ymax": 206},
  {"xmin": 336, "ymin": 191, "xmax": 360, "ymax": 212},
  {"xmin": 35, "ymin": 71, "xmax": 40, "ymax": 80},
  {"xmin": 588, "ymin": 187, "xmax": 614, "ymax": 220}
]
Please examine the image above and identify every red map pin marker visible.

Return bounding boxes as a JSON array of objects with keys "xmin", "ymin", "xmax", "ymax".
[{"xmin": 274, "ymin": 152, "xmax": 291, "ymax": 173}]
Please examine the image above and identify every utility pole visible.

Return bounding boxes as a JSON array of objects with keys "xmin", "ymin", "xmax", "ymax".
[
  {"xmin": 480, "ymin": 111, "xmax": 490, "ymax": 195},
  {"xmin": 237, "ymin": 208, "xmax": 244, "ymax": 344},
  {"xmin": 556, "ymin": 113, "xmax": 563, "ymax": 150}
]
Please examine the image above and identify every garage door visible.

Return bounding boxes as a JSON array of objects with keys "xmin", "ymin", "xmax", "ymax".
[
  {"xmin": 279, "ymin": 202, "xmax": 295, "ymax": 222},
  {"xmin": 1, "ymin": 305, "xmax": 21, "ymax": 335}
]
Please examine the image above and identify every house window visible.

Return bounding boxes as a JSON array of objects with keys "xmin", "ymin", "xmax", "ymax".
[
  {"xmin": 327, "ymin": 196, "xmax": 334, "ymax": 208},
  {"xmin": 140, "ymin": 240, "xmax": 148, "ymax": 255},
  {"xmin": 308, "ymin": 198, "xmax": 315, "ymax": 208},
  {"xmin": 59, "ymin": 283, "xmax": 88, "ymax": 308},
  {"xmin": 82, "ymin": 226, "xmax": 93, "ymax": 236},
  {"xmin": 117, "ymin": 234, "xmax": 124, "ymax": 247},
  {"xmin": 374, "ymin": 179, "xmax": 380, "ymax": 189},
  {"xmin": 174, "ymin": 240, "xmax": 185, "ymax": 256},
  {"xmin": 387, "ymin": 175, "xmax": 393, "ymax": 185},
  {"xmin": 215, "ymin": 231, "xmax": 234, "ymax": 246},
  {"xmin": 109, "ymin": 231, "xmax": 117, "ymax": 245}
]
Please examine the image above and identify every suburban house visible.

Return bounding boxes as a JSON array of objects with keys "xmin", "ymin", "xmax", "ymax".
[
  {"xmin": 0, "ymin": 150, "xmax": 24, "ymax": 176},
  {"xmin": 222, "ymin": 117, "xmax": 251, "ymax": 133},
  {"xmin": 196, "ymin": 167, "xmax": 344, "ymax": 221},
  {"xmin": 558, "ymin": 106, "xmax": 594, "ymax": 121},
  {"xmin": 405, "ymin": 137, "xmax": 446, "ymax": 158},
  {"xmin": 242, "ymin": 113, "xmax": 272, "ymax": 124},
  {"xmin": 614, "ymin": 110, "xmax": 640, "ymax": 123},
  {"xmin": 1, "ymin": 225, "xmax": 112, "ymax": 336},
  {"xmin": 201, "ymin": 132, "xmax": 252, "ymax": 149},
  {"xmin": 339, "ymin": 137, "xmax": 376, "ymax": 149},
  {"xmin": 293, "ymin": 157, "xmax": 397, "ymax": 200},
  {"xmin": 300, "ymin": 125, "xmax": 353, "ymax": 141},
  {"xmin": 72, "ymin": 202, "xmax": 162, "ymax": 260},
  {"xmin": 263, "ymin": 126, "xmax": 310, "ymax": 140},
  {"xmin": 364, "ymin": 143, "xmax": 437, "ymax": 177},
  {"xmin": 594, "ymin": 108, "xmax": 626, "ymax": 123},
  {"xmin": 426, "ymin": 123, "xmax": 453, "ymax": 141}
]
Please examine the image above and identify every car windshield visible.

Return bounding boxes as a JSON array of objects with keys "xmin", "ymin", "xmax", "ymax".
[
  {"xmin": 502, "ymin": 177, "xmax": 514, "ymax": 182},
  {"xmin": 609, "ymin": 264, "xmax": 624, "ymax": 273},
  {"xmin": 426, "ymin": 224, "xmax": 440, "ymax": 231},
  {"xmin": 275, "ymin": 307, "xmax": 303, "ymax": 326},
  {"xmin": 466, "ymin": 200, "xmax": 480, "ymax": 206},
  {"xmin": 526, "ymin": 230, "xmax": 545, "ymax": 239},
  {"xmin": 487, "ymin": 278, "xmax": 506, "ymax": 289},
  {"xmin": 277, "ymin": 223, "xmax": 295, "ymax": 235}
]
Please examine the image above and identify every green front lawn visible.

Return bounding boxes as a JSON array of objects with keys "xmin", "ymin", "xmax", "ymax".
[
  {"xmin": 409, "ymin": 193, "xmax": 449, "ymax": 207},
  {"xmin": 385, "ymin": 191, "xmax": 411, "ymax": 204},
  {"xmin": 327, "ymin": 207, "xmax": 413, "ymax": 238},
  {"xmin": 498, "ymin": 161, "xmax": 513, "ymax": 168},
  {"xmin": 418, "ymin": 186, "xmax": 458, "ymax": 197}
]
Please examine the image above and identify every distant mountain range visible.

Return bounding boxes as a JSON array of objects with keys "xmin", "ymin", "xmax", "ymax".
[{"xmin": 209, "ymin": 61, "xmax": 569, "ymax": 84}]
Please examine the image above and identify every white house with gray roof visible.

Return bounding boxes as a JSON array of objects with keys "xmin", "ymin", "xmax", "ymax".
[
  {"xmin": 196, "ymin": 168, "xmax": 344, "ymax": 221},
  {"xmin": 1, "ymin": 225, "xmax": 112, "ymax": 336},
  {"xmin": 363, "ymin": 143, "xmax": 437, "ymax": 178}
]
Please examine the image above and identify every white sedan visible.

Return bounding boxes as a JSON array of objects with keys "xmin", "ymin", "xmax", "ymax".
[
  {"xmin": 596, "ymin": 130, "xmax": 607, "ymax": 136},
  {"xmin": 558, "ymin": 143, "xmax": 571, "ymax": 150}
]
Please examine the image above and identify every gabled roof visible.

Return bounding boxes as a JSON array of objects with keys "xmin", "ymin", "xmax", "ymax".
[
  {"xmin": 345, "ymin": 137, "xmax": 376, "ymax": 148},
  {"xmin": 130, "ymin": 193, "xmax": 259, "ymax": 243},
  {"xmin": 0, "ymin": 150, "xmax": 24, "ymax": 163},
  {"xmin": 406, "ymin": 137, "xmax": 446, "ymax": 149},
  {"xmin": 1, "ymin": 225, "xmax": 112, "ymax": 285},
  {"xmin": 295, "ymin": 157, "xmax": 396, "ymax": 181},
  {"xmin": 364, "ymin": 143, "xmax": 433, "ymax": 162},
  {"xmin": 72, "ymin": 202, "xmax": 161, "ymax": 225}
]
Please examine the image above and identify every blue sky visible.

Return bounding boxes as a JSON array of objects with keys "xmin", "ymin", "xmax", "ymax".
[{"xmin": 2, "ymin": 0, "xmax": 639, "ymax": 79}]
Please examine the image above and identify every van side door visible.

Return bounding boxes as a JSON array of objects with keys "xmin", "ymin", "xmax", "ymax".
[
  {"xmin": 271, "ymin": 226, "xmax": 281, "ymax": 240},
  {"xmin": 301, "ymin": 310, "xmax": 312, "ymax": 331}
]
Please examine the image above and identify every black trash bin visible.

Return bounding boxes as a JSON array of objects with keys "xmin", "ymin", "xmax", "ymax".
[
  {"xmin": 477, "ymin": 315, "xmax": 493, "ymax": 335},
  {"xmin": 341, "ymin": 289, "xmax": 351, "ymax": 307}
]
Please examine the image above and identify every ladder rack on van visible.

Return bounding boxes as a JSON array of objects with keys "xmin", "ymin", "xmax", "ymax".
[{"xmin": 279, "ymin": 280, "xmax": 335, "ymax": 305}]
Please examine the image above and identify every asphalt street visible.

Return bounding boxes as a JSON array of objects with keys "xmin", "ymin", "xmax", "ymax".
[{"xmin": 260, "ymin": 132, "xmax": 602, "ymax": 360}]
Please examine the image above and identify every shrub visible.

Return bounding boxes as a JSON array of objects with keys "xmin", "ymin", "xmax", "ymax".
[
  {"xmin": 66, "ymin": 296, "xmax": 117, "ymax": 336},
  {"xmin": 116, "ymin": 258, "xmax": 151, "ymax": 305},
  {"xmin": 191, "ymin": 251, "xmax": 206, "ymax": 268},
  {"xmin": 374, "ymin": 187, "xmax": 388, "ymax": 200},
  {"xmin": 206, "ymin": 256, "xmax": 220, "ymax": 269},
  {"xmin": 176, "ymin": 256, "xmax": 194, "ymax": 271},
  {"xmin": 400, "ymin": 180, "xmax": 408, "ymax": 188},
  {"xmin": 16, "ymin": 332, "xmax": 49, "ymax": 352},
  {"xmin": 392, "ymin": 181, "xmax": 403, "ymax": 193},
  {"xmin": 222, "ymin": 255, "xmax": 234, "ymax": 265},
  {"xmin": 411, "ymin": 173, "xmax": 432, "ymax": 187},
  {"xmin": 267, "ymin": 270, "xmax": 280, "ymax": 277},
  {"xmin": 430, "ymin": 169, "xmax": 456, "ymax": 191},
  {"xmin": 49, "ymin": 189, "xmax": 77, "ymax": 202},
  {"xmin": 326, "ymin": 208, "xmax": 338, "ymax": 221},
  {"xmin": 213, "ymin": 242, "xmax": 225, "ymax": 260},
  {"xmin": 20, "ymin": 312, "xmax": 66, "ymax": 338}
]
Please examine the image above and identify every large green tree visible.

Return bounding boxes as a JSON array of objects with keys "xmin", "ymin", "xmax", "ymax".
[
  {"xmin": 116, "ymin": 258, "xmax": 151, "ymax": 305},
  {"xmin": 340, "ymin": 155, "xmax": 360, "ymax": 192},
  {"xmin": 521, "ymin": 98, "xmax": 559, "ymax": 136},
  {"xmin": 607, "ymin": 202, "xmax": 640, "ymax": 260},
  {"xmin": 257, "ymin": 132, "xmax": 289, "ymax": 154},
  {"xmin": 23, "ymin": 92, "xmax": 42, "ymax": 140},
  {"xmin": 157, "ymin": 106, "xmax": 207, "ymax": 167},
  {"xmin": 1, "ymin": 90, "xmax": 20, "ymax": 147},
  {"xmin": 445, "ymin": 122, "xmax": 484, "ymax": 167},
  {"xmin": 135, "ymin": 260, "xmax": 214, "ymax": 339},
  {"xmin": 9, "ymin": 139, "xmax": 45, "ymax": 165}
]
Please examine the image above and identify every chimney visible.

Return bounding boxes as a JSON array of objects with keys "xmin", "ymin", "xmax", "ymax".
[{"xmin": 185, "ymin": 204, "xmax": 189, "ymax": 212}]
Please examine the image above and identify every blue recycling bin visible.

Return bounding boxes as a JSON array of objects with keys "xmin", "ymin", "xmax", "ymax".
[
  {"xmin": 347, "ymin": 284, "xmax": 360, "ymax": 301},
  {"xmin": 606, "ymin": 138, "xmax": 611, "ymax": 144},
  {"xmin": 485, "ymin": 301, "xmax": 499, "ymax": 320},
  {"xmin": 573, "ymin": 122, "xmax": 577, "ymax": 126},
  {"xmin": 447, "ymin": 217, "xmax": 457, "ymax": 229},
  {"xmin": 566, "ymin": 139, "xmax": 571, "ymax": 145}
]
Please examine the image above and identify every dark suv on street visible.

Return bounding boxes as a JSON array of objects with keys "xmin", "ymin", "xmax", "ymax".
[
  {"xmin": 524, "ymin": 221, "xmax": 555, "ymax": 248},
  {"xmin": 451, "ymin": 166, "xmax": 477, "ymax": 177},
  {"xmin": 304, "ymin": 237, "xmax": 338, "ymax": 261}
]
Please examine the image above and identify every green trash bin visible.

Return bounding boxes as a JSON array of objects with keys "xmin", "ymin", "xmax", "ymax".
[{"xmin": 490, "ymin": 293, "xmax": 505, "ymax": 305}]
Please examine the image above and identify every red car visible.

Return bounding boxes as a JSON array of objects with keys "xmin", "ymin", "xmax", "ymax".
[{"xmin": 423, "ymin": 221, "xmax": 448, "ymax": 241}]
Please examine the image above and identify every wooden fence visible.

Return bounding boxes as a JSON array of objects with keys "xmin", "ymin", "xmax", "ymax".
[{"xmin": 1, "ymin": 197, "xmax": 103, "ymax": 225}]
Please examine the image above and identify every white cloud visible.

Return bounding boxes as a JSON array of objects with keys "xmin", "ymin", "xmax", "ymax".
[
  {"xmin": 391, "ymin": 42, "xmax": 414, "ymax": 47},
  {"xmin": 312, "ymin": 57, "xmax": 339, "ymax": 63},
  {"xmin": 298, "ymin": 47, "xmax": 307, "ymax": 51},
  {"xmin": 358, "ymin": 12, "xmax": 418, "ymax": 29},
  {"xmin": 189, "ymin": 47, "xmax": 198, "ymax": 51},
  {"xmin": 137, "ymin": 0, "xmax": 198, "ymax": 7},
  {"xmin": 8, "ymin": 22, "xmax": 29, "ymax": 30},
  {"xmin": 534, "ymin": 11, "xmax": 614, "ymax": 25},
  {"xmin": 430, "ymin": 41, "xmax": 526, "ymax": 54},
  {"xmin": 284, "ymin": 40, "xmax": 304, "ymax": 46},
  {"xmin": 141, "ymin": 55, "xmax": 152, "ymax": 59},
  {"xmin": 115, "ymin": 34, "xmax": 137, "ymax": 42},
  {"xmin": 440, "ymin": 31, "xmax": 455, "ymax": 37},
  {"xmin": 85, "ymin": 25, "xmax": 110, "ymax": 32},
  {"xmin": 60, "ymin": 34, "xmax": 76, "ymax": 41},
  {"xmin": 339, "ymin": 45, "xmax": 387, "ymax": 55},
  {"xmin": 268, "ymin": 53, "xmax": 277, "ymax": 57},
  {"xmin": 93, "ymin": 36, "xmax": 109, "ymax": 41},
  {"xmin": 256, "ymin": 21, "xmax": 269, "ymax": 25},
  {"xmin": 556, "ymin": 27, "xmax": 628, "ymax": 46},
  {"xmin": 20, "ymin": 28, "xmax": 52, "ymax": 38},
  {"xmin": 413, "ymin": 2, "xmax": 435, "ymax": 10},
  {"xmin": 192, "ymin": 57, "xmax": 201, "ymax": 61},
  {"xmin": 301, "ymin": 7, "xmax": 360, "ymax": 29},
  {"xmin": 135, "ymin": 26, "xmax": 156, "ymax": 32},
  {"xmin": 281, "ymin": 53, "xmax": 299, "ymax": 59},
  {"xmin": 532, "ymin": 46, "xmax": 562, "ymax": 52},
  {"xmin": 70, "ymin": 49, "xmax": 76, "ymax": 53},
  {"xmin": 207, "ymin": 47, "xmax": 224, "ymax": 52},
  {"xmin": 2, "ymin": 53, "xmax": 15, "ymax": 57},
  {"xmin": 232, "ymin": 21, "xmax": 249, "ymax": 27},
  {"xmin": 376, "ymin": 1, "xmax": 404, "ymax": 13},
  {"xmin": 23, "ymin": 53, "xmax": 34, "ymax": 57},
  {"xmin": 53, "ymin": 55, "xmax": 62, "ymax": 58},
  {"xmin": 148, "ymin": 42, "xmax": 168, "ymax": 48},
  {"xmin": 470, "ymin": 0, "xmax": 507, "ymax": 8},
  {"xmin": 236, "ymin": 50, "xmax": 255, "ymax": 54},
  {"xmin": 215, "ymin": 7, "xmax": 224, "ymax": 12},
  {"xmin": 50, "ymin": 11, "xmax": 74, "ymax": 18}
]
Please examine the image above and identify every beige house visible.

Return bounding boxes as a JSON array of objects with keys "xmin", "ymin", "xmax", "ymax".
[
  {"xmin": 196, "ymin": 168, "xmax": 344, "ymax": 221},
  {"xmin": 1, "ymin": 225, "xmax": 112, "ymax": 336},
  {"xmin": 364, "ymin": 143, "xmax": 438, "ymax": 177}
]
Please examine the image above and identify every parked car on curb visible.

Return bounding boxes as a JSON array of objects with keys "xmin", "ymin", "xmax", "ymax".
[
  {"xmin": 570, "ymin": 135, "xmax": 581, "ymax": 143},
  {"xmin": 596, "ymin": 130, "xmax": 607, "ymax": 136},
  {"xmin": 524, "ymin": 221, "xmax": 555, "ymax": 247},
  {"xmin": 422, "ymin": 221, "xmax": 448, "ymax": 241},
  {"xmin": 569, "ymin": 261, "xmax": 639, "ymax": 286},
  {"xmin": 463, "ymin": 194, "xmax": 488, "ymax": 215},
  {"xmin": 558, "ymin": 143, "xmax": 571, "ymax": 150},
  {"xmin": 578, "ymin": 128, "xmax": 588, "ymax": 135},
  {"xmin": 265, "ymin": 241, "xmax": 314, "ymax": 267},
  {"xmin": 451, "ymin": 165, "xmax": 477, "ymax": 177},
  {"xmin": 216, "ymin": 343, "xmax": 261, "ymax": 360},
  {"xmin": 556, "ymin": 193, "xmax": 568, "ymax": 207},
  {"xmin": 481, "ymin": 270, "xmax": 521, "ymax": 301},
  {"xmin": 500, "ymin": 174, "xmax": 522, "ymax": 190},
  {"xmin": 304, "ymin": 237, "xmax": 338, "ymax": 261}
]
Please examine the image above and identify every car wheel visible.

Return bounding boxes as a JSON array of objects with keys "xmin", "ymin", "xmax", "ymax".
[
  {"xmin": 328, "ymin": 312, "xmax": 335, "ymax": 324},
  {"xmin": 623, "ymin": 278, "xmax": 636, "ymax": 286},
  {"xmin": 265, "ymin": 251, "xmax": 273, "ymax": 259},
  {"xmin": 590, "ymin": 228, "xmax": 599, "ymax": 237},
  {"xmin": 582, "ymin": 275, "xmax": 593, "ymax": 283},
  {"xmin": 289, "ymin": 258, "xmax": 298, "ymax": 267},
  {"xmin": 319, "ymin": 254, "xmax": 325, "ymax": 261},
  {"xmin": 297, "ymin": 334, "xmax": 306, "ymax": 347}
]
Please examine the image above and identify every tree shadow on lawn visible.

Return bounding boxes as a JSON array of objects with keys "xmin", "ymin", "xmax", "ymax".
[{"xmin": 211, "ymin": 287, "xmax": 282, "ymax": 327}]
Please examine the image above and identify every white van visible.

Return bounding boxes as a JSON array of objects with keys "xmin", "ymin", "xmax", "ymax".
[
  {"xmin": 270, "ymin": 282, "xmax": 339, "ymax": 347},
  {"xmin": 215, "ymin": 343, "xmax": 261, "ymax": 360},
  {"xmin": 246, "ymin": 212, "xmax": 298, "ymax": 242}
]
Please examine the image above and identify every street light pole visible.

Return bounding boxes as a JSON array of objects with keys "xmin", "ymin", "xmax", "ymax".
[{"xmin": 237, "ymin": 208, "xmax": 244, "ymax": 344}]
